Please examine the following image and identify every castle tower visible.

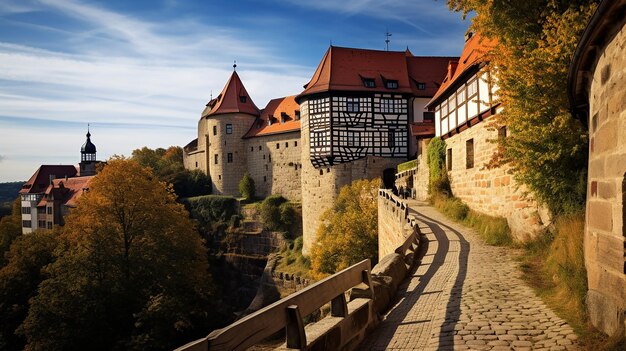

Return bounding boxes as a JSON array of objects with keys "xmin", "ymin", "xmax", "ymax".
[
  {"xmin": 203, "ymin": 66, "xmax": 260, "ymax": 195},
  {"xmin": 79, "ymin": 126, "xmax": 97, "ymax": 176}
]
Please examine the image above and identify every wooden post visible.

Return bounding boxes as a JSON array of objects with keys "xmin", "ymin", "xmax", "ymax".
[
  {"xmin": 286, "ymin": 305, "xmax": 306, "ymax": 349},
  {"xmin": 331, "ymin": 293, "xmax": 348, "ymax": 317}
]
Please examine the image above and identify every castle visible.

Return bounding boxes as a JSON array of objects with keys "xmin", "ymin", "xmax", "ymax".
[
  {"xmin": 19, "ymin": 129, "xmax": 100, "ymax": 234},
  {"xmin": 183, "ymin": 46, "xmax": 456, "ymax": 254}
]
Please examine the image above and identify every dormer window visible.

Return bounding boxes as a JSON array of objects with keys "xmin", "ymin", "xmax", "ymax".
[
  {"xmin": 240, "ymin": 95, "xmax": 247, "ymax": 103},
  {"xmin": 295, "ymin": 110, "xmax": 301, "ymax": 120},
  {"xmin": 385, "ymin": 80, "xmax": 398, "ymax": 89},
  {"xmin": 281, "ymin": 112, "xmax": 289, "ymax": 124},
  {"xmin": 417, "ymin": 82, "xmax": 426, "ymax": 90},
  {"xmin": 363, "ymin": 78, "xmax": 376, "ymax": 88}
]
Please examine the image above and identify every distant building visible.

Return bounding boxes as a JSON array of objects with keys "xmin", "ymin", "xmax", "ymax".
[
  {"xmin": 19, "ymin": 129, "xmax": 101, "ymax": 234},
  {"xmin": 424, "ymin": 33, "xmax": 547, "ymax": 240},
  {"xmin": 183, "ymin": 46, "xmax": 455, "ymax": 254}
]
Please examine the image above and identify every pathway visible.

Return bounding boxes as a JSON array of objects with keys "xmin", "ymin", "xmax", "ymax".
[{"xmin": 360, "ymin": 201, "xmax": 578, "ymax": 351}]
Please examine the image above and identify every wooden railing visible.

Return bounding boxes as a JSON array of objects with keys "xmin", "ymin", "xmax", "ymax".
[{"xmin": 176, "ymin": 260, "xmax": 374, "ymax": 351}]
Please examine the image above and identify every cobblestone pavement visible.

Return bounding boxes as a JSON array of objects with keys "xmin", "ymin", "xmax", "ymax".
[{"xmin": 360, "ymin": 201, "xmax": 578, "ymax": 351}]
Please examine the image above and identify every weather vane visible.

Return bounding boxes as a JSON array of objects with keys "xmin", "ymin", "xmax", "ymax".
[
  {"xmin": 385, "ymin": 30, "xmax": 392, "ymax": 51},
  {"xmin": 233, "ymin": 60, "xmax": 237, "ymax": 71}
]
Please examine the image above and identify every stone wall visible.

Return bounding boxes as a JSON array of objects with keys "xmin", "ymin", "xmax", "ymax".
[
  {"xmin": 245, "ymin": 132, "xmax": 302, "ymax": 201},
  {"xmin": 414, "ymin": 139, "xmax": 431, "ymax": 201},
  {"xmin": 207, "ymin": 114, "xmax": 257, "ymax": 195},
  {"xmin": 585, "ymin": 18, "xmax": 626, "ymax": 336},
  {"xmin": 444, "ymin": 119, "xmax": 546, "ymax": 240},
  {"xmin": 377, "ymin": 189, "xmax": 412, "ymax": 260}
]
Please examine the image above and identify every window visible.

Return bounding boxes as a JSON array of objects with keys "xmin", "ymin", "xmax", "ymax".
[
  {"xmin": 294, "ymin": 141, "xmax": 298, "ymax": 147},
  {"xmin": 319, "ymin": 169, "xmax": 323, "ymax": 176},
  {"xmin": 388, "ymin": 130, "xmax": 396, "ymax": 148},
  {"xmin": 466, "ymin": 139, "xmax": 474, "ymax": 169},
  {"xmin": 218, "ymin": 175, "xmax": 221, "ymax": 180},
  {"xmin": 47, "ymin": 222, "xmax": 52, "ymax": 229},
  {"xmin": 295, "ymin": 111, "xmax": 301, "ymax": 120},
  {"xmin": 276, "ymin": 143, "xmax": 280, "ymax": 149},
  {"xmin": 467, "ymin": 79, "xmax": 478, "ymax": 96},
  {"xmin": 47, "ymin": 206, "xmax": 52, "ymax": 215},
  {"xmin": 447, "ymin": 148, "xmax": 453, "ymax": 171},
  {"xmin": 285, "ymin": 142, "xmax": 288, "ymax": 148},
  {"xmin": 227, "ymin": 153, "xmax": 233, "ymax": 163},
  {"xmin": 250, "ymin": 146, "xmax": 253, "ymax": 152},
  {"xmin": 195, "ymin": 161, "xmax": 198, "ymax": 167},
  {"xmin": 213, "ymin": 126, "xmax": 217, "ymax": 135},
  {"xmin": 22, "ymin": 220, "xmax": 31, "ymax": 228},
  {"xmin": 258, "ymin": 145, "xmax": 262, "ymax": 150},
  {"xmin": 417, "ymin": 82, "xmax": 426, "ymax": 90},
  {"xmin": 21, "ymin": 207, "xmax": 31, "ymax": 214},
  {"xmin": 381, "ymin": 99, "xmax": 394, "ymax": 113},
  {"xmin": 37, "ymin": 207, "xmax": 45, "ymax": 214},
  {"xmin": 226, "ymin": 124, "xmax": 233, "ymax": 134},
  {"xmin": 268, "ymin": 154, "xmax": 271, "ymax": 162},
  {"xmin": 263, "ymin": 176, "xmax": 267, "ymax": 182},
  {"xmin": 263, "ymin": 154, "xmax": 265, "ymax": 160},
  {"xmin": 348, "ymin": 132, "xmax": 360, "ymax": 147},
  {"xmin": 498, "ymin": 126, "xmax": 507, "ymax": 139},
  {"xmin": 347, "ymin": 101, "xmax": 360, "ymax": 112},
  {"xmin": 240, "ymin": 95, "xmax": 247, "ymax": 103},
  {"xmin": 214, "ymin": 154, "xmax": 218, "ymax": 164},
  {"xmin": 385, "ymin": 80, "xmax": 398, "ymax": 89},
  {"xmin": 38, "ymin": 220, "xmax": 46, "ymax": 228},
  {"xmin": 265, "ymin": 164, "xmax": 268, "ymax": 171},
  {"xmin": 363, "ymin": 78, "xmax": 376, "ymax": 88}
]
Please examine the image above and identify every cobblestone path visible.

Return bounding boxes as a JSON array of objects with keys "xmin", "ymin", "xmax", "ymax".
[{"xmin": 360, "ymin": 201, "xmax": 578, "ymax": 351}]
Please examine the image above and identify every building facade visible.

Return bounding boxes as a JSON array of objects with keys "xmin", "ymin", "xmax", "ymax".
[
  {"xmin": 19, "ymin": 130, "xmax": 99, "ymax": 234},
  {"xmin": 425, "ymin": 33, "xmax": 547, "ymax": 241},
  {"xmin": 183, "ymin": 47, "xmax": 454, "ymax": 254},
  {"xmin": 569, "ymin": 0, "xmax": 626, "ymax": 337}
]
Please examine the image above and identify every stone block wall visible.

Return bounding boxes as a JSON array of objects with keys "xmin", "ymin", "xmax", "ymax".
[
  {"xmin": 444, "ymin": 119, "xmax": 545, "ymax": 240},
  {"xmin": 245, "ymin": 132, "xmax": 302, "ymax": 201},
  {"xmin": 585, "ymin": 18, "xmax": 626, "ymax": 336}
]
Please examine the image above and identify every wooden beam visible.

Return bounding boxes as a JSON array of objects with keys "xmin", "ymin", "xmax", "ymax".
[{"xmin": 286, "ymin": 305, "xmax": 306, "ymax": 349}]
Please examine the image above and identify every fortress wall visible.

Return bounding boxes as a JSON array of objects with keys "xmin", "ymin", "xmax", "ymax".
[
  {"xmin": 585, "ymin": 18, "xmax": 626, "ymax": 336},
  {"xmin": 444, "ymin": 118, "xmax": 545, "ymax": 241},
  {"xmin": 378, "ymin": 191, "xmax": 411, "ymax": 260},
  {"xmin": 207, "ymin": 114, "xmax": 256, "ymax": 196},
  {"xmin": 414, "ymin": 139, "xmax": 431, "ymax": 201},
  {"xmin": 245, "ymin": 132, "xmax": 302, "ymax": 201}
]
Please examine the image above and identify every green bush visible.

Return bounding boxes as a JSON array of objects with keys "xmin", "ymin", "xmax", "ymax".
[
  {"xmin": 259, "ymin": 195, "xmax": 287, "ymax": 231},
  {"xmin": 427, "ymin": 137, "xmax": 448, "ymax": 194},
  {"xmin": 182, "ymin": 195, "xmax": 238, "ymax": 231},
  {"xmin": 238, "ymin": 172, "xmax": 255, "ymax": 200},
  {"xmin": 279, "ymin": 202, "xmax": 296, "ymax": 233}
]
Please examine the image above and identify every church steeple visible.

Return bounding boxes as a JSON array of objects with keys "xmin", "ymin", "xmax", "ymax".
[{"xmin": 79, "ymin": 126, "xmax": 98, "ymax": 176}]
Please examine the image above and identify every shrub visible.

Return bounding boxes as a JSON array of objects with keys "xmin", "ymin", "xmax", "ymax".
[
  {"xmin": 183, "ymin": 195, "xmax": 238, "ymax": 231},
  {"xmin": 259, "ymin": 195, "xmax": 287, "ymax": 231},
  {"xmin": 279, "ymin": 202, "xmax": 296, "ymax": 233},
  {"xmin": 238, "ymin": 173, "xmax": 255, "ymax": 200},
  {"xmin": 427, "ymin": 137, "xmax": 449, "ymax": 195}
]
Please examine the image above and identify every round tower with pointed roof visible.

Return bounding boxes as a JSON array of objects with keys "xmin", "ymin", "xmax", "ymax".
[
  {"xmin": 80, "ymin": 126, "xmax": 98, "ymax": 176},
  {"xmin": 203, "ymin": 67, "xmax": 260, "ymax": 195}
]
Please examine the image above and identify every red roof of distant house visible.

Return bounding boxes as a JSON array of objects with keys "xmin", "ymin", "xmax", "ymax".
[
  {"xmin": 36, "ymin": 176, "xmax": 94, "ymax": 208},
  {"xmin": 20, "ymin": 165, "xmax": 78, "ymax": 195},
  {"xmin": 244, "ymin": 96, "xmax": 301, "ymax": 138},
  {"xmin": 427, "ymin": 33, "xmax": 497, "ymax": 108},
  {"xmin": 202, "ymin": 71, "xmax": 260, "ymax": 117},
  {"xmin": 297, "ymin": 46, "xmax": 456, "ymax": 101}
]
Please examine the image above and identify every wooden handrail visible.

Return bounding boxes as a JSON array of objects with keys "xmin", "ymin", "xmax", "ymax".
[{"xmin": 176, "ymin": 260, "xmax": 373, "ymax": 351}]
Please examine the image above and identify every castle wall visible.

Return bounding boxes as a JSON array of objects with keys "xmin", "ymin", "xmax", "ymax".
[
  {"xmin": 414, "ymin": 138, "xmax": 430, "ymax": 201},
  {"xmin": 444, "ymin": 118, "xmax": 544, "ymax": 241},
  {"xmin": 300, "ymin": 100, "xmax": 405, "ymax": 255},
  {"xmin": 207, "ymin": 113, "xmax": 256, "ymax": 196},
  {"xmin": 378, "ymin": 190, "xmax": 411, "ymax": 260},
  {"xmin": 585, "ymin": 19, "xmax": 626, "ymax": 336},
  {"xmin": 244, "ymin": 132, "xmax": 302, "ymax": 201}
]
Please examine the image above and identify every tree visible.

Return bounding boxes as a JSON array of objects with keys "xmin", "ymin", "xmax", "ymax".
[
  {"xmin": 259, "ymin": 195, "xmax": 288, "ymax": 231},
  {"xmin": 20, "ymin": 158, "xmax": 219, "ymax": 351},
  {"xmin": 310, "ymin": 179, "xmax": 379, "ymax": 277},
  {"xmin": 238, "ymin": 172, "xmax": 255, "ymax": 200},
  {"xmin": 0, "ymin": 198, "xmax": 22, "ymax": 267},
  {"xmin": 446, "ymin": 0, "xmax": 598, "ymax": 214},
  {"xmin": 0, "ymin": 231, "xmax": 58, "ymax": 351}
]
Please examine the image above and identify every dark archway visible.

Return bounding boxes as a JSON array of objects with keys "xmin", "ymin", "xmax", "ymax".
[{"xmin": 382, "ymin": 168, "xmax": 395, "ymax": 189}]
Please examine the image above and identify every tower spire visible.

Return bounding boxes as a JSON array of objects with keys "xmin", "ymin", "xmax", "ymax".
[{"xmin": 233, "ymin": 60, "xmax": 237, "ymax": 71}]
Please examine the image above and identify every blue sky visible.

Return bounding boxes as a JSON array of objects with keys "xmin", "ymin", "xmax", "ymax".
[{"xmin": 0, "ymin": 0, "xmax": 470, "ymax": 182}]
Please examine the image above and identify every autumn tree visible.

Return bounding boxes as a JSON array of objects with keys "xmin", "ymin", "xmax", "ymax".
[
  {"xmin": 310, "ymin": 179, "xmax": 379, "ymax": 277},
  {"xmin": 447, "ymin": 0, "xmax": 597, "ymax": 214},
  {"xmin": 21, "ymin": 158, "xmax": 220, "ymax": 351},
  {"xmin": 0, "ymin": 231, "xmax": 58, "ymax": 351},
  {"xmin": 0, "ymin": 198, "xmax": 22, "ymax": 267}
]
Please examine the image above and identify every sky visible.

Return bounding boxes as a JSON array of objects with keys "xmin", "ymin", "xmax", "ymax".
[{"xmin": 0, "ymin": 0, "xmax": 470, "ymax": 182}]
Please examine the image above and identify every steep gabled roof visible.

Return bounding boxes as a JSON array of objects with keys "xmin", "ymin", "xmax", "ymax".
[
  {"xmin": 19, "ymin": 165, "xmax": 78, "ymax": 195},
  {"xmin": 202, "ymin": 71, "xmax": 260, "ymax": 118},
  {"xmin": 243, "ymin": 95, "xmax": 300, "ymax": 138},
  {"xmin": 426, "ymin": 33, "xmax": 497, "ymax": 108},
  {"xmin": 297, "ymin": 46, "xmax": 457, "ymax": 101}
]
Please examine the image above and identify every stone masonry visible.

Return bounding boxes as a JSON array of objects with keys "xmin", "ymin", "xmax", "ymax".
[
  {"xmin": 584, "ymin": 16, "xmax": 626, "ymax": 337},
  {"xmin": 444, "ymin": 119, "xmax": 547, "ymax": 241}
]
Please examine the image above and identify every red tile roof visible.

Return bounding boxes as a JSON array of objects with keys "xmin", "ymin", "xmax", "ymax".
[
  {"xmin": 20, "ymin": 165, "xmax": 78, "ymax": 195},
  {"xmin": 202, "ymin": 71, "xmax": 260, "ymax": 117},
  {"xmin": 36, "ymin": 176, "xmax": 94, "ymax": 208},
  {"xmin": 296, "ymin": 46, "xmax": 456, "ymax": 101},
  {"xmin": 243, "ymin": 95, "xmax": 301, "ymax": 138},
  {"xmin": 427, "ymin": 33, "xmax": 497, "ymax": 108}
]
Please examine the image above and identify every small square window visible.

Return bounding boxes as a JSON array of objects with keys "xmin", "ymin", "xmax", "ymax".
[
  {"xmin": 347, "ymin": 102, "xmax": 360, "ymax": 113},
  {"xmin": 363, "ymin": 78, "xmax": 376, "ymax": 88},
  {"xmin": 285, "ymin": 142, "xmax": 288, "ymax": 148},
  {"xmin": 417, "ymin": 82, "xmax": 426, "ymax": 90},
  {"xmin": 227, "ymin": 153, "xmax": 233, "ymax": 163},
  {"xmin": 276, "ymin": 143, "xmax": 280, "ymax": 149},
  {"xmin": 294, "ymin": 141, "xmax": 298, "ymax": 147},
  {"xmin": 214, "ymin": 154, "xmax": 218, "ymax": 164},
  {"xmin": 385, "ymin": 80, "xmax": 398, "ymax": 89},
  {"xmin": 240, "ymin": 95, "xmax": 247, "ymax": 103},
  {"xmin": 226, "ymin": 124, "xmax": 233, "ymax": 134},
  {"xmin": 213, "ymin": 126, "xmax": 217, "ymax": 136}
]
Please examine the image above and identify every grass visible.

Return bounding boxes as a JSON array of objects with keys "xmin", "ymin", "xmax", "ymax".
[
  {"xmin": 431, "ymin": 194, "xmax": 512, "ymax": 246},
  {"xmin": 274, "ymin": 236, "xmax": 313, "ymax": 280}
]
